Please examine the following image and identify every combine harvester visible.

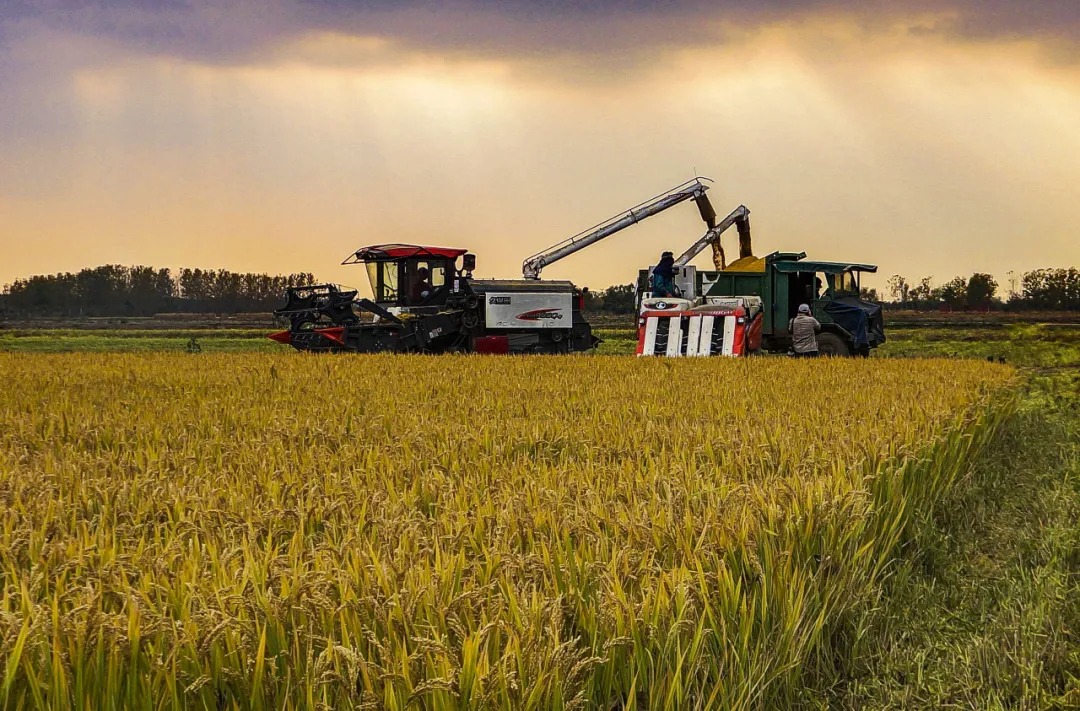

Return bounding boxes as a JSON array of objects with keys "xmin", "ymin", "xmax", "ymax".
[{"xmin": 269, "ymin": 245, "xmax": 598, "ymax": 354}]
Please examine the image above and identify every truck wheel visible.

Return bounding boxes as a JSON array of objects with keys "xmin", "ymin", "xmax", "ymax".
[{"xmin": 817, "ymin": 332, "xmax": 852, "ymax": 357}]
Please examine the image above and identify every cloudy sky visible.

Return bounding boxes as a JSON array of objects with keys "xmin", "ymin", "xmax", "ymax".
[{"xmin": 1, "ymin": 1, "xmax": 1078, "ymax": 292}]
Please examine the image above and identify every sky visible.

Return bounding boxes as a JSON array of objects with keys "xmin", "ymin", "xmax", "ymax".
[{"xmin": 1, "ymin": 1, "xmax": 1079, "ymax": 294}]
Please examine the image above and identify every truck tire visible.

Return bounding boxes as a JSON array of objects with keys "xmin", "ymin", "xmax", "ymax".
[{"xmin": 817, "ymin": 332, "xmax": 851, "ymax": 357}]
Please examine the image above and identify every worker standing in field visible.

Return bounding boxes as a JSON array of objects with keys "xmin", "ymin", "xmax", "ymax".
[
  {"xmin": 651, "ymin": 251, "xmax": 677, "ymax": 297},
  {"xmin": 790, "ymin": 303, "xmax": 821, "ymax": 357}
]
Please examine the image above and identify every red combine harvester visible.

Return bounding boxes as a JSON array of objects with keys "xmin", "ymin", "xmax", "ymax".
[
  {"xmin": 636, "ymin": 296, "xmax": 764, "ymax": 357},
  {"xmin": 269, "ymin": 244, "xmax": 599, "ymax": 354}
]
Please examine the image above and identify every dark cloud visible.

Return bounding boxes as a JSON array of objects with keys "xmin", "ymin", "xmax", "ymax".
[{"xmin": 0, "ymin": 0, "xmax": 1076, "ymax": 67}]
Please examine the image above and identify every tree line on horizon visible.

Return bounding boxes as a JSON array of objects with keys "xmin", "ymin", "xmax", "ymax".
[
  {"xmin": 884, "ymin": 268, "xmax": 1080, "ymax": 311},
  {"xmin": 2, "ymin": 264, "xmax": 1077, "ymax": 318},
  {"xmin": 0, "ymin": 265, "xmax": 316, "ymax": 318}
]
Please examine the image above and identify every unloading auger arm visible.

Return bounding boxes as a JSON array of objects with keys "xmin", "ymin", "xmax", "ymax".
[
  {"xmin": 521, "ymin": 177, "xmax": 718, "ymax": 279},
  {"xmin": 674, "ymin": 205, "xmax": 751, "ymax": 270}
]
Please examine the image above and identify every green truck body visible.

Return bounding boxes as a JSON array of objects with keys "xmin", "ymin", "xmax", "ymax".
[{"xmin": 638, "ymin": 251, "xmax": 886, "ymax": 355}]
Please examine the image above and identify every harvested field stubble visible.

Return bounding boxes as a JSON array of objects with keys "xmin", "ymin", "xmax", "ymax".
[{"xmin": 0, "ymin": 353, "xmax": 1016, "ymax": 709}]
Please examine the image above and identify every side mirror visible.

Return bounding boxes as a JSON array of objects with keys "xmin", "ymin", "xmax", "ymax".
[{"xmin": 462, "ymin": 253, "xmax": 476, "ymax": 273}]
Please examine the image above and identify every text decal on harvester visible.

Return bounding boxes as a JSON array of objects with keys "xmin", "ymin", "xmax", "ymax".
[{"xmin": 483, "ymin": 292, "xmax": 572, "ymax": 329}]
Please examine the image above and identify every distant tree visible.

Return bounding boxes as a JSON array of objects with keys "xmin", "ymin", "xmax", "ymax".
[
  {"xmin": 938, "ymin": 276, "xmax": 968, "ymax": 310},
  {"xmin": 178, "ymin": 268, "xmax": 209, "ymax": 311},
  {"xmin": 966, "ymin": 273, "xmax": 998, "ymax": 309},
  {"xmin": 582, "ymin": 287, "xmax": 602, "ymax": 311},
  {"xmin": 908, "ymin": 276, "xmax": 937, "ymax": 309},
  {"xmin": 907, "ymin": 275, "xmax": 933, "ymax": 306},
  {"xmin": 599, "ymin": 284, "xmax": 637, "ymax": 313},
  {"xmin": 1019, "ymin": 268, "xmax": 1080, "ymax": 310},
  {"xmin": 859, "ymin": 286, "xmax": 880, "ymax": 302},
  {"xmin": 886, "ymin": 275, "xmax": 910, "ymax": 305}
]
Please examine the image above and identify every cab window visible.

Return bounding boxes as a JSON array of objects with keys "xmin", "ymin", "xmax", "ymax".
[
  {"xmin": 365, "ymin": 261, "xmax": 399, "ymax": 303},
  {"xmin": 832, "ymin": 271, "xmax": 859, "ymax": 295},
  {"xmin": 404, "ymin": 260, "xmax": 449, "ymax": 304}
]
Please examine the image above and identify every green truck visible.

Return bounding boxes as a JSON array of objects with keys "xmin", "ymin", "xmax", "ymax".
[{"xmin": 638, "ymin": 251, "xmax": 887, "ymax": 356}]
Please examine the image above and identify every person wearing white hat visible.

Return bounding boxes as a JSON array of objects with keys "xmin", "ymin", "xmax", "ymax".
[{"xmin": 790, "ymin": 303, "xmax": 821, "ymax": 357}]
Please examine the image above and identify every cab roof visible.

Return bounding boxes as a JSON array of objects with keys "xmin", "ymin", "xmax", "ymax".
[
  {"xmin": 767, "ymin": 251, "xmax": 878, "ymax": 274},
  {"xmin": 342, "ymin": 244, "xmax": 469, "ymax": 264}
]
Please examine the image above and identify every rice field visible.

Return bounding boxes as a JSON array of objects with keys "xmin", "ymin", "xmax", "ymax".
[{"xmin": 0, "ymin": 353, "xmax": 1016, "ymax": 709}]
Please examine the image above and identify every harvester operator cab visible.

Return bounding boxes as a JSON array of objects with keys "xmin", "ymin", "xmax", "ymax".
[{"xmin": 343, "ymin": 244, "xmax": 472, "ymax": 309}]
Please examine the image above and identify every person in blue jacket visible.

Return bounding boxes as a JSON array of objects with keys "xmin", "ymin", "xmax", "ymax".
[{"xmin": 651, "ymin": 251, "xmax": 677, "ymax": 297}]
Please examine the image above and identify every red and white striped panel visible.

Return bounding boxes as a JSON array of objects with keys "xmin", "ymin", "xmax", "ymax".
[{"xmin": 637, "ymin": 313, "xmax": 739, "ymax": 357}]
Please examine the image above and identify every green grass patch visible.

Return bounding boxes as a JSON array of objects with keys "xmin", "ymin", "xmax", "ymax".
[
  {"xmin": 0, "ymin": 328, "xmax": 272, "ymax": 339},
  {"xmin": 878, "ymin": 325, "xmax": 1080, "ymax": 369},
  {"xmin": 835, "ymin": 368, "xmax": 1080, "ymax": 708},
  {"xmin": 0, "ymin": 333, "xmax": 278, "ymax": 353}
]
